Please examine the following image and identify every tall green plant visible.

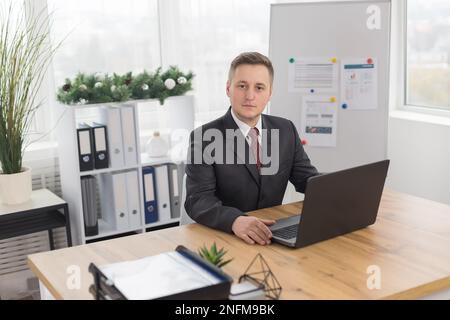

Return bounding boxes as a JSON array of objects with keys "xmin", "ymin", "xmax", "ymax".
[{"xmin": 0, "ymin": 2, "xmax": 58, "ymax": 174}]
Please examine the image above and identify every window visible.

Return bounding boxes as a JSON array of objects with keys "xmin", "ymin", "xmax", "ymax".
[
  {"xmin": 45, "ymin": 0, "xmax": 274, "ymax": 131},
  {"xmin": 406, "ymin": 0, "xmax": 450, "ymax": 110},
  {"xmin": 46, "ymin": 0, "xmax": 162, "ymax": 138},
  {"xmin": 3, "ymin": 0, "xmax": 52, "ymax": 142},
  {"xmin": 47, "ymin": 0, "xmax": 161, "ymax": 85},
  {"xmin": 158, "ymin": 0, "xmax": 273, "ymax": 126}
]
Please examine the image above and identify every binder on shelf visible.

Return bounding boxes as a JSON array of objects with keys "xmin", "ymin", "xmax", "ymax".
[
  {"xmin": 100, "ymin": 172, "xmax": 129, "ymax": 231},
  {"xmin": 99, "ymin": 106, "xmax": 125, "ymax": 168},
  {"xmin": 120, "ymin": 105, "xmax": 138, "ymax": 166},
  {"xmin": 88, "ymin": 245, "xmax": 233, "ymax": 300},
  {"xmin": 125, "ymin": 170, "xmax": 142, "ymax": 229},
  {"xmin": 154, "ymin": 164, "xmax": 172, "ymax": 222},
  {"xmin": 91, "ymin": 122, "xmax": 109, "ymax": 169},
  {"xmin": 81, "ymin": 175, "xmax": 98, "ymax": 236},
  {"xmin": 167, "ymin": 163, "xmax": 182, "ymax": 219},
  {"xmin": 77, "ymin": 123, "xmax": 94, "ymax": 171},
  {"xmin": 142, "ymin": 166, "xmax": 158, "ymax": 224}
]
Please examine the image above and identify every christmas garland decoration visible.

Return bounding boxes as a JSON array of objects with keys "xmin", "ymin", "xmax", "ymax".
[{"xmin": 56, "ymin": 66, "xmax": 194, "ymax": 105}]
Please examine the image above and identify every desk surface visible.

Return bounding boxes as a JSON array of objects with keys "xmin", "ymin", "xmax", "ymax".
[{"xmin": 28, "ymin": 189, "xmax": 450, "ymax": 299}]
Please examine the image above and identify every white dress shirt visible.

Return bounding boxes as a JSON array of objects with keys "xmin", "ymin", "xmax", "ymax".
[{"xmin": 230, "ymin": 108, "xmax": 262, "ymax": 145}]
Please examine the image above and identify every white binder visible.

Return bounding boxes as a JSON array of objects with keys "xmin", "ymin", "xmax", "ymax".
[
  {"xmin": 100, "ymin": 106, "xmax": 125, "ymax": 168},
  {"xmin": 120, "ymin": 105, "xmax": 138, "ymax": 166},
  {"xmin": 125, "ymin": 170, "xmax": 142, "ymax": 229},
  {"xmin": 155, "ymin": 165, "xmax": 172, "ymax": 222},
  {"xmin": 101, "ymin": 172, "xmax": 129, "ymax": 231},
  {"xmin": 111, "ymin": 172, "xmax": 129, "ymax": 230}
]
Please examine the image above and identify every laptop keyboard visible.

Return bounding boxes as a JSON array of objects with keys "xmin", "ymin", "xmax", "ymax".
[{"xmin": 272, "ymin": 224, "xmax": 298, "ymax": 240}]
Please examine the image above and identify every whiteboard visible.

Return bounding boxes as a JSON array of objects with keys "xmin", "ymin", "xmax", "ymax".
[{"xmin": 269, "ymin": 0, "xmax": 391, "ymax": 172}]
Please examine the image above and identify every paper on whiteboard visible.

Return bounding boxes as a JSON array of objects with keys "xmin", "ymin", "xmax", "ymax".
[
  {"xmin": 301, "ymin": 95, "xmax": 337, "ymax": 147},
  {"xmin": 340, "ymin": 58, "xmax": 378, "ymax": 110},
  {"xmin": 288, "ymin": 57, "xmax": 338, "ymax": 93}
]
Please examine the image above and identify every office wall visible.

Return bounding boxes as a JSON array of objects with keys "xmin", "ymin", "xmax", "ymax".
[
  {"xmin": 282, "ymin": 114, "xmax": 450, "ymax": 207},
  {"xmin": 386, "ymin": 114, "xmax": 450, "ymax": 206}
]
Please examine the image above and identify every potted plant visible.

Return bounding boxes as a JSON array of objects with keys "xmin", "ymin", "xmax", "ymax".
[
  {"xmin": 198, "ymin": 242, "xmax": 233, "ymax": 268},
  {"xmin": 0, "ymin": 2, "xmax": 58, "ymax": 204}
]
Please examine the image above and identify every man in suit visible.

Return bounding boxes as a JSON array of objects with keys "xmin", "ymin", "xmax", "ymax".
[{"xmin": 185, "ymin": 52, "xmax": 318, "ymax": 245}]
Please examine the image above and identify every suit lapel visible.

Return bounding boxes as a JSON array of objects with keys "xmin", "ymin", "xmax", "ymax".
[{"xmin": 222, "ymin": 108, "xmax": 260, "ymax": 187}]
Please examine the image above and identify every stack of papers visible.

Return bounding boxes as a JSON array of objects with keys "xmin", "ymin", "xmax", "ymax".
[{"xmin": 100, "ymin": 251, "xmax": 221, "ymax": 300}]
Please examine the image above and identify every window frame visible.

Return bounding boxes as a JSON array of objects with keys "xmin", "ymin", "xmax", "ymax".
[
  {"xmin": 394, "ymin": 0, "xmax": 450, "ymax": 117},
  {"xmin": 23, "ymin": 0, "xmax": 55, "ymax": 144}
]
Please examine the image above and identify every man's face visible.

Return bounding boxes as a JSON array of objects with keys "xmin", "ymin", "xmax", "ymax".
[{"xmin": 226, "ymin": 64, "xmax": 272, "ymax": 125}]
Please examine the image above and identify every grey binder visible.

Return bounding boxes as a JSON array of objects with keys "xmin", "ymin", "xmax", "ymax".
[
  {"xmin": 167, "ymin": 163, "xmax": 183, "ymax": 219},
  {"xmin": 81, "ymin": 175, "xmax": 98, "ymax": 236}
]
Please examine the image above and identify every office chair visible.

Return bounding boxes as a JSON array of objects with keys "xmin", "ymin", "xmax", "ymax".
[{"xmin": 179, "ymin": 174, "xmax": 195, "ymax": 225}]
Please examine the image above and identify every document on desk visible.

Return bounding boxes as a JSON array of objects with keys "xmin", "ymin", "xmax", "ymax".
[{"xmin": 100, "ymin": 251, "xmax": 221, "ymax": 300}]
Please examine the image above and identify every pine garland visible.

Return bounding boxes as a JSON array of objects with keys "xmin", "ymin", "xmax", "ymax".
[{"xmin": 56, "ymin": 66, "xmax": 194, "ymax": 105}]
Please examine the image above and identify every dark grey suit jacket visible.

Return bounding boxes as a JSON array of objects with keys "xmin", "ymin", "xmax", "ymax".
[{"xmin": 185, "ymin": 108, "xmax": 318, "ymax": 233}]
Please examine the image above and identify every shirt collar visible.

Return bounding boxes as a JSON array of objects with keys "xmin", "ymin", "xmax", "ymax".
[{"xmin": 230, "ymin": 107, "xmax": 262, "ymax": 139}]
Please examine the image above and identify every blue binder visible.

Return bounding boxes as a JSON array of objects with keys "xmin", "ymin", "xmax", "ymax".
[{"xmin": 142, "ymin": 166, "xmax": 158, "ymax": 223}]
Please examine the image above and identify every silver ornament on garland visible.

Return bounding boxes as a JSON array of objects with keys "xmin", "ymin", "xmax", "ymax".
[
  {"xmin": 110, "ymin": 85, "xmax": 117, "ymax": 92},
  {"xmin": 79, "ymin": 84, "xmax": 87, "ymax": 91},
  {"xmin": 142, "ymin": 83, "xmax": 149, "ymax": 91},
  {"xmin": 177, "ymin": 76, "xmax": 187, "ymax": 84},
  {"xmin": 164, "ymin": 78, "xmax": 176, "ymax": 90},
  {"xmin": 94, "ymin": 82, "xmax": 103, "ymax": 88},
  {"xmin": 94, "ymin": 72, "xmax": 105, "ymax": 81}
]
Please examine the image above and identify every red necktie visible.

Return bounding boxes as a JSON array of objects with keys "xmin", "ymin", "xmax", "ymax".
[{"xmin": 248, "ymin": 127, "xmax": 261, "ymax": 172}]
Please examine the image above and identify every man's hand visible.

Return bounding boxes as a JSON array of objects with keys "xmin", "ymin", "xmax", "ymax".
[{"xmin": 231, "ymin": 216, "xmax": 276, "ymax": 245}]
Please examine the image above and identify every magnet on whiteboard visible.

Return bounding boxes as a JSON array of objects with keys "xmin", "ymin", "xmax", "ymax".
[
  {"xmin": 301, "ymin": 139, "xmax": 307, "ymax": 145},
  {"xmin": 330, "ymin": 97, "xmax": 336, "ymax": 102},
  {"xmin": 289, "ymin": 57, "xmax": 295, "ymax": 63},
  {"xmin": 331, "ymin": 57, "xmax": 337, "ymax": 63},
  {"xmin": 342, "ymin": 103, "xmax": 348, "ymax": 109},
  {"xmin": 367, "ymin": 57, "xmax": 373, "ymax": 64}
]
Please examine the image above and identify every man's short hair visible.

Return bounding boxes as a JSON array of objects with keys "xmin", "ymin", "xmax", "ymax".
[{"xmin": 228, "ymin": 52, "xmax": 274, "ymax": 85}]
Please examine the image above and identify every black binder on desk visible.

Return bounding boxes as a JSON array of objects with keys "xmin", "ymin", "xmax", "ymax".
[
  {"xmin": 91, "ymin": 122, "xmax": 109, "ymax": 169},
  {"xmin": 88, "ymin": 245, "xmax": 232, "ymax": 300},
  {"xmin": 77, "ymin": 123, "xmax": 94, "ymax": 171}
]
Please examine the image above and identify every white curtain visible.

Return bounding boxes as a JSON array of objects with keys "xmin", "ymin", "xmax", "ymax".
[{"xmin": 157, "ymin": 0, "xmax": 273, "ymax": 126}]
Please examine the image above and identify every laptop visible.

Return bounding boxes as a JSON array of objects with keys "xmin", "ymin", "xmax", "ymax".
[{"xmin": 270, "ymin": 160, "xmax": 390, "ymax": 248}]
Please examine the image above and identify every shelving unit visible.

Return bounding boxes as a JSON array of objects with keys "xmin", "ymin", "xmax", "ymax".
[{"xmin": 56, "ymin": 96, "xmax": 193, "ymax": 245}]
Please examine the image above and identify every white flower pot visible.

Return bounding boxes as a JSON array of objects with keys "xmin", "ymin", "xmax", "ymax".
[{"xmin": 0, "ymin": 166, "xmax": 32, "ymax": 205}]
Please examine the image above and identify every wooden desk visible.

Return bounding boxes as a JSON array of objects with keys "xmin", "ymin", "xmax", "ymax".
[{"xmin": 28, "ymin": 189, "xmax": 450, "ymax": 299}]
